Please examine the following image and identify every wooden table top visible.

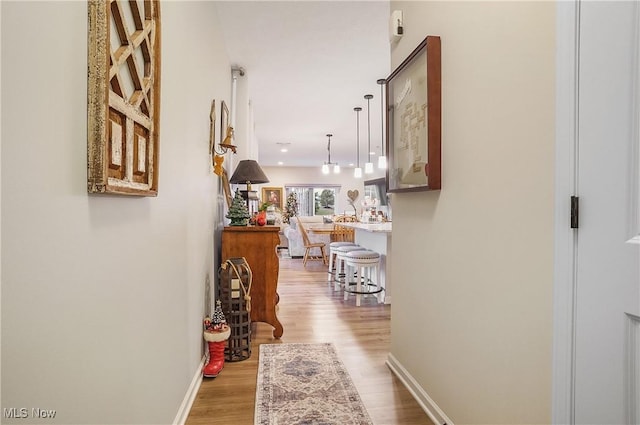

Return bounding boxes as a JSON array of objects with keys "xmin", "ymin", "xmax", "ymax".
[{"xmin": 308, "ymin": 224, "xmax": 337, "ymax": 234}]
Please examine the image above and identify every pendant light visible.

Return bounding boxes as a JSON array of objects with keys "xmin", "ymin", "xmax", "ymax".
[
  {"xmin": 364, "ymin": 94, "xmax": 374, "ymax": 174},
  {"xmin": 377, "ymin": 79, "xmax": 387, "ymax": 169},
  {"xmin": 322, "ymin": 133, "xmax": 340, "ymax": 174},
  {"xmin": 321, "ymin": 133, "xmax": 331, "ymax": 174},
  {"xmin": 354, "ymin": 107, "xmax": 363, "ymax": 178},
  {"xmin": 332, "ymin": 133, "xmax": 340, "ymax": 173}
]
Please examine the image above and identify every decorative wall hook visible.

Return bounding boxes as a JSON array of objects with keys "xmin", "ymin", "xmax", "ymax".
[
  {"xmin": 217, "ymin": 126, "xmax": 237, "ymax": 154},
  {"xmin": 212, "ymin": 125, "xmax": 237, "ymax": 176}
]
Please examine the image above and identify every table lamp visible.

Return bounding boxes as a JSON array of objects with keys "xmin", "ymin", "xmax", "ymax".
[{"xmin": 229, "ymin": 160, "xmax": 269, "ymax": 211}]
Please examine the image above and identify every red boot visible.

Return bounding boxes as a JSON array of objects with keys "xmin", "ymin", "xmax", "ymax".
[{"xmin": 203, "ymin": 327, "xmax": 230, "ymax": 378}]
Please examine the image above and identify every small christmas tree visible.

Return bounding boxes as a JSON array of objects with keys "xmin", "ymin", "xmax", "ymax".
[
  {"xmin": 226, "ymin": 190, "xmax": 250, "ymax": 226},
  {"xmin": 212, "ymin": 300, "xmax": 227, "ymax": 330},
  {"xmin": 203, "ymin": 300, "xmax": 228, "ymax": 332},
  {"xmin": 282, "ymin": 192, "xmax": 298, "ymax": 224}
]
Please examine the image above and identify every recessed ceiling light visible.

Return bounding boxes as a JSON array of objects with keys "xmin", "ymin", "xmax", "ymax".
[
  {"xmin": 280, "ymin": 148, "xmax": 288, "ymax": 153},
  {"xmin": 277, "ymin": 161, "xmax": 284, "ymax": 165},
  {"xmin": 348, "ymin": 163, "xmax": 354, "ymax": 167}
]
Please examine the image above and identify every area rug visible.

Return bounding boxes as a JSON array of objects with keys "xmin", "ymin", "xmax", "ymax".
[{"xmin": 255, "ymin": 343, "xmax": 373, "ymax": 425}]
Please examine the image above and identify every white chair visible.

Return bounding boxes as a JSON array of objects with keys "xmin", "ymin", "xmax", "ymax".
[
  {"xmin": 344, "ymin": 250, "xmax": 383, "ymax": 306},
  {"xmin": 327, "ymin": 242, "xmax": 358, "ymax": 287},
  {"xmin": 333, "ymin": 245, "xmax": 362, "ymax": 292}
]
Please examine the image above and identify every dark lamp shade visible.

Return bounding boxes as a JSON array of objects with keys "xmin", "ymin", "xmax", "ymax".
[{"xmin": 229, "ymin": 160, "xmax": 269, "ymax": 184}]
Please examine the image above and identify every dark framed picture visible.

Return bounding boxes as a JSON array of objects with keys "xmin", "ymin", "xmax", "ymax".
[
  {"xmin": 261, "ymin": 187, "xmax": 283, "ymax": 210},
  {"xmin": 386, "ymin": 35, "xmax": 441, "ymax": 192},
  {"xmin": 220, "ymin": 100, "xmax": 229, "ymax": 144}
]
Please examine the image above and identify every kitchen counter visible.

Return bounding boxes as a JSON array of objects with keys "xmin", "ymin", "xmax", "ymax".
[
  {"xmin": 336, "ymin": 221, "xmax": 392, "ymax": 233},
  {"xmin": 334, "ymin": 221, "xmax": 392, "ymax": 304}
]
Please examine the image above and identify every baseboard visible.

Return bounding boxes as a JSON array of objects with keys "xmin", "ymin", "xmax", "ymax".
[
  {"xmin": 173, "ymin": 356, "xmax": 205, "ymax": 425},
  {"xmin": 386, "ymin": 353, "xmax": 454, "ymax": 425}
]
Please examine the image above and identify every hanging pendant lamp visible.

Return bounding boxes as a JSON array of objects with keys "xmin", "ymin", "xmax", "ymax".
[
  {"xmin": 364, "ymin": 94, "xmax": 374, "ymax": 174},
  {"xmin": 332, "ymin": 133, "xmax": 340, "ymax": 173},
  {"xmin": 322, "ymin": 133, "xmax": 339, "ymax": 174},
  {"xmin": 354, "ymin": 107, "xmax": 363, "ymax": 178},
  {"xmin": 321, "ymin": 133, "xmax": 331, "ymax": 174},
  {"xmin": 377, "ymin": 79, "xmax": 387, "ymax": 169}
]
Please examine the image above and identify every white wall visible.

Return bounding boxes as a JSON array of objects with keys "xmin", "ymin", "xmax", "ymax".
[
  {"xmin": 1, "ymin": 2, "xmax": 230, "ymax": 423},
  {"xmin": 232, "ymin": 70, "xmax": 253, "ymax": 161},
  {"xmin": 388, "ymin": 2, "xmax": 555, "ymax": 423}
]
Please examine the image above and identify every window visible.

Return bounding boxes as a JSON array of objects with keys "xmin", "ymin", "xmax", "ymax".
[{"xmin": 285, "ymin": 185, "xmax": 340, "ymax": 216}]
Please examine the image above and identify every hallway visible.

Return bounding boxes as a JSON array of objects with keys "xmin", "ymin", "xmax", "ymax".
[{"xmin": 186, "ymin": 256, "xmax": 433, "ymax": 425}]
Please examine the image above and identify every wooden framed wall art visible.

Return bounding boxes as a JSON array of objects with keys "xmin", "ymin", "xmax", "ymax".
[
  {"xmin": 87, "ymin": 0, "xmax": 161, "ymax": 196},
  {"xmin": 261, "ymin": 187, "xmax": 283, "ymax": 210},
  {"xmin": 221, "ymin": 168, "xmax": 233, "ymax": 208},
  {"xmin": 220, "ymin": 100, "xmax": 230, "ymax": 146},
  {"xmin": 386, "ymin": 35, "xmax": 441, "ymax": 192},
  {"xmin": 209, "ymin": 100, "xmax": 216, "ymax": 156}
]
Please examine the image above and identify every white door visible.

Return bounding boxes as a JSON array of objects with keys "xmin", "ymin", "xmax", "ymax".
[{"xmin": 574, "ymin": 2, "xmax": 640, "ymax": 423}]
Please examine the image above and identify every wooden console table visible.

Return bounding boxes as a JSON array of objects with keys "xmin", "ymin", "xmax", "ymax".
[{"xmin": 221, "ymin": 226, "xmax": 283, "ymax": 338}]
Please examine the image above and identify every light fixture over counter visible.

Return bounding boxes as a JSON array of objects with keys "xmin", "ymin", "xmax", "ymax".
[
  {"xmin": 321, "ymin": 134, "xmax": 340, "ymax": 174},
  {"xmin": 377, "ymin": 79, "xmax": 387, "ymax": 170},
  {"xmin": 364, "ymin": 94, "xmax": 374, "ymax": 174},
  {"xmin": 354, "ymin": 107, "xmax": 363, "ymax": 178}
]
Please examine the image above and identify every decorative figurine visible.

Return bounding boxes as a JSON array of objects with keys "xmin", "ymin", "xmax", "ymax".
[
  {"xmin": 202, "ymin": 300, "xmax": 230, "ymax": 378},
  {"xmin": 226, "ymin": 190, "xmax": 250, "ymax": 226}
]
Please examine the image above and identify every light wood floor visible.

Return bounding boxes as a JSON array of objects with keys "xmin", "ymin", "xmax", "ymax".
[{"xmin": 185, "ymin": 255, "xmax": 434, "ymax": 425}]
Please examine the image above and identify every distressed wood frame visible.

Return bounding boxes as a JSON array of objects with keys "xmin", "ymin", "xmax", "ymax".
[
  {"xmin": 221, "ymin": 168, "xmax": 233, "ymax": 208},
  {"xmin": 220, "ymin": 100, "xmax": 229, "ymax": 144},
  {"xmin": 87, "ymin": 0, "xmax": 161, "ymax": 196}
]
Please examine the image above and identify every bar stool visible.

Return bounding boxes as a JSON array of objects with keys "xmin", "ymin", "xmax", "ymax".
[
  {"xmin": 344, "ymin": 250, "xmax": 383, "ymax": 306},
  {"xmin": 333, "ymin": 245, "xmax": 362, "ymax": 292},
  {"xmin": 327, "ymin": 241, "xmax": 358, "ymax": 287}
]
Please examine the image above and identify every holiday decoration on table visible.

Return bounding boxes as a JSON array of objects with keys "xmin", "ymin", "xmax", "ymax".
[
  {"xmin": 256, "ymin": 211, "xmax": 267, "ymax": 226},
  {"xmin": 202, "ymin": 300, "xmax": 230, "ymax": 378},
  {"xmin": 226, "ymin": 190, "xmax": 250, "ymax": 226},
  {"xmin": 282, "ymin": 192, "xmax": 298, "ymax": 224}
]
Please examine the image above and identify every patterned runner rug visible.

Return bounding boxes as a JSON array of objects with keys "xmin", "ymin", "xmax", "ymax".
[{"xmin": 255, "ymin": 343, "xmax": 373, "ymax": 425}]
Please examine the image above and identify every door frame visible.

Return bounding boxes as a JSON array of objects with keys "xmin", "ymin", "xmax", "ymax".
[
  {"xmin": 553, "ymin": 2, "xmax": 640, "ymax": 423},
  {"xmin": 552, "ymin": 1, "xmax": 580, "ymax": 423}
]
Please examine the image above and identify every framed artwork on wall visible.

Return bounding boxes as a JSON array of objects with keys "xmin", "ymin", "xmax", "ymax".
[
  {"xmin": 386, "ymin": 35, "xmax": 441, "ymax": 192},
  {"xmin": 209, "ymin": 99, "xmax": 216, "ymax": 155},
  {"xmin": 220, "ymin": 101, "xmax": 229, "ymax": 144},
  {"xmin": 87, "ymin": 0, "xmax": 161, "ymax": 196},
  {"xmin": 261, "ymin": 187, "xmax": 283, "ymax": 210},
  {"xmin": 221, "ymin": 168, "xmax": 233, "ymax": 208}
]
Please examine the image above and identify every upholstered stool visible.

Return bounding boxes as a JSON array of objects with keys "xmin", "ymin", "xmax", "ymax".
[
  {"xmin": 344, "ymin": 250, "xmax": 383, "ymax": 306},
  {"xmin": 333, "ymin": 245, "xmax": 362, "ymax": 292},
  {"xmin": 327, "ymin": 242, "xmax": 358, "ymax": 286}
]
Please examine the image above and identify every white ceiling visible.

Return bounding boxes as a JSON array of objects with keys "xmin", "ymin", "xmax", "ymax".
[{"xmin": 215, "ymin": 1, "xmax": 391, "ymax": 168}]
